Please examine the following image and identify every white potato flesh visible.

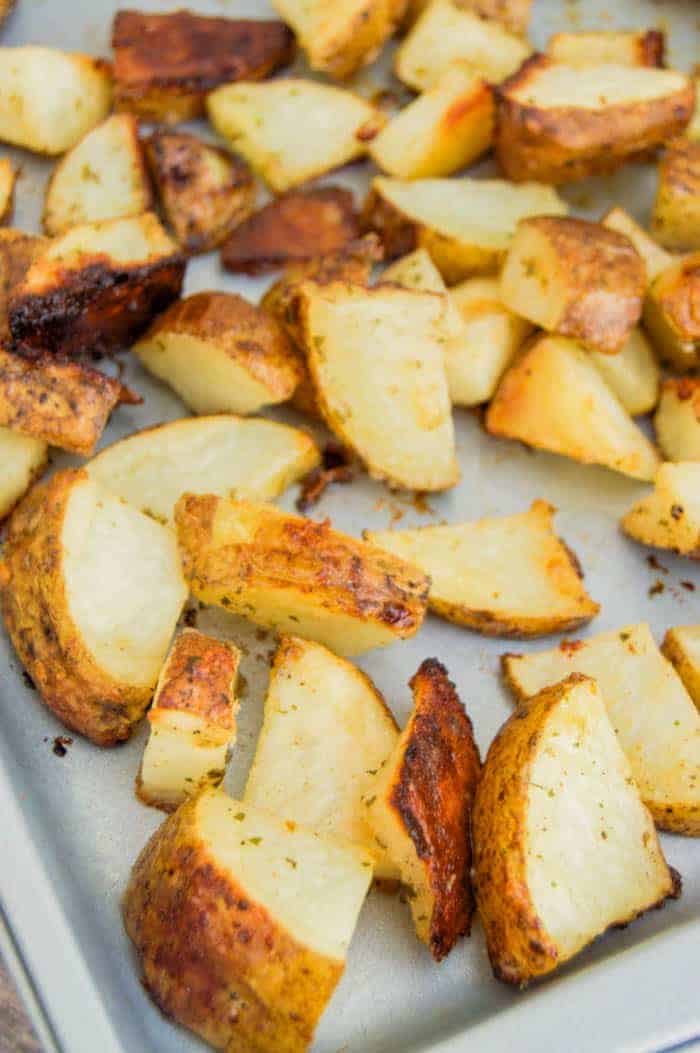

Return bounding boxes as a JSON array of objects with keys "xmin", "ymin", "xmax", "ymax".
[
  {"xmin": 547, "ymin": 31, "xmax": 662, "ymax": 68},
  {"xmin": 508, "ymin": 63, "xmax": 689, "ymax": 108},
  {"xmin": 382, "ymin": 248, "xmax": 464, "ymax": 340},
  {"xmin": 621, "ymin": 462, "xmax": 700, "ymax": 557},
  {"xmin": 602, "ymin": 207, "xmax": 674, "ymax": 284},
  {"xmin": 590, "ymin": 328, "xmax": 660, "ymax": 416},
  {"xmin": 655, "ymin": 381, "xmax": 700, "ymax": 461},
  {"xmin": 0, "ymin": 425, "xmax": 46, "ymax": 519},
  {"xmin": 663, "ymin": 625, "xmax": 700, "ymax": 710},
  {"xmin": 141, "ymin": 710, "xmax": 232, "ymax": 810}
]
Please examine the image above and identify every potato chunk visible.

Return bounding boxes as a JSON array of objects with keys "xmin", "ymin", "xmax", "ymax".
[
  {"xmin": 145, "ymin": 130, "xmax": 255, "ymax": 255},
  {"xmin": 175, "ymin": 494, "xmax": 429, "ymax": 656},
  {"xmin": 299, "ymin": 281, "xmax": 458, "ymax": 490},
  {"xmin": 500, "ymin": 217, "xmax": 645, "ymax": 353},
  {"xmin": 208, "ymin": 80, "xmax": 383, "ymax": 194},
  {"xmin": 589, "ymin": 328, "xmax": 660, "ymax": 417},
  {"xmin": 9, "ymin": 213, "xmax": 184, "ymax": 356},
  {"xmin": 0, "ymin": 469, "xmax": 187, "ymax": 746},
  {"xmin": 366, "ymin": 659, "xmax": 481, "ymax": 960},
  {"xmin": 395, "ymin": 0, "xmax": 530, "ymax": 92},
  {"xmin": 459, "ymin": 0, "xmax": 531, "ymax": 35},
  {"xmin": 112, "ymin": 10, "xmax": 294, "ymax": 123},
  {"xmin": 0, "ymin": 230, "xmax": 47, "ymax": 342},
  {"xmin": 87, "ymin": 416, "xmax": 319, "ymax": 523},
  {"xmin": 363, "ymin": 176, "xmax": 567, "ymax": 282},
  {"xmin": 474, "ymin": 674, "xmax": 678, "ymax": 984},
  {"xmin": 43, "ymin": 114, "xmax": 152, "ymax": 237},
  {"xmin": 621, "ymin": 462, "xmax": 700, "ymax": 559},
  {"xmin": 486, "ymin": 335, "xmax": 661, "ymax": 481},
  {"xmin": 496, "ymin": 56, "xmax": 694, "ymax": 184},
  {"xmin": 221, "ymin": 187, "xmax": 359, "ymax": 276},
  {"xmin": 138, "ymin": 630, "xmax": 240, "ymax": 812},
  {"xmin": 662, "ymin": 625, "xmax": 700, "ymax": 710},
  {"xmin": 602, "ymin": 206, "xmax": 674, "ymax": 285},
  {"xmin": 547, "ymin": 30, "xmax": 665, "ymax": 68},
  {"xmin": 0, "ymin": 47, "xmax": 111, "ymax": 155},
  {"xmin": 0, "ymin": 158, "xmax": 15, "ymax": 222},
  {"xmin": 655, "ymin": 378, "xmax": 700, "ymax": 461},
  {"xmin": 133, "ymin": 291, "xmax": 301, "ymax": 416},
  {"xmin": 124, "ymin": 788, "xmax": 372, "ymax": 1053},
  {"xmin": 0, "ymin": 426, "xmax": 46, "ymax": 521},
  {"xmin": 502, "ymin": 624, "xmax": 700, "ymax": 834},
  {"xmin": 652, "ymin": 139, "xmax": 700, "ymax": 251},
  {"xmin": 367, "ymin": 501, "xmax": 599, "ymax": 637},
  {"xmin": 643, "ymin": 253, "xmax": 700, "ymax": 371},
  {"xmin": 244, "ymin": 636, "xmax": 399, "ymax": 877}
]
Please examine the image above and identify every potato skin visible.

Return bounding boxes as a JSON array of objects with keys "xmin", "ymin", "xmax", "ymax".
[
  {"xmin": 0, "ymin": 230, "xmax": 47, "ymax": 342},
  {"xmin": 124, "ymin": 794, "xmax": 341, "ymax": 1053},
  {"xmin": 651, "ymin": 138, "xmax": 700, "ymax": 251},
  {"xmin": 644, "ymin": 252, "xmax": 700, "ymax": 368}
]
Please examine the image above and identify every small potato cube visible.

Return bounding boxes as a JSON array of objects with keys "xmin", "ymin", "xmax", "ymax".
[
  {"xmin": 112, "ymin": 10, "xmax": 294, "ymax": 123},
  {"xmin": 662, "ymin": 625, "xmax": 700, "ymax": 710},
  {"xmin": 366, "ymin": 659, "xmax": 481, "ymax": 960},
  {"xmin": 366, "ymin": 501, "xmax": 599, "ymax": 637},
  {"xmin": 589, "ymin": 328, "xmax": 660, "ymax": 417},
  {"xmin": 138, "ymin": 630, "xmax": 240, "ymax": 811},
  {"xmin": 621, "ymin": 462, "xmax": 700, "ymax": 560},
  {"xmin": 0, "ymin": 425, "xmax": 46, "ymax": 521},
  {"xmin": 487, "ymin": 335, "xmax": 661, "ymax": 481},
  {"xmin": 145, "ymin": 130, "xmax": 256, "ymax": 255},
  {"xmin": 175, "ymin": 493, "xmax": 430, "ymax": 656},
  {"xmin": 643, "ymin": 253, "xmax": 700, "ymax": 371},
  {"xmin": 652, "ymin": 139, "xmax": 700, "ymax": 251},
  {"xmin": 0, "ymin": 47, "xmax": 112, "ymax": 155},
  {"xmin": 0, "ymin": 158, "xmax": 15, "ymax": 222},
  {"xmin": 547, "ymin": 30, "xmax": 665, "ymax": 68},
  {"xmin": 0, "ymin": 230, "xmax": 47, "ymax": 342},
  {"xmin": 654, "ymin": 378, "xmax": 700, "ymax": 461},
  {"xmin": 207, "ymin": 79, "xmax": 383, "ymax": 194},
  {"xmin": 369, "ymin": 66, "xmax": 494, "ymax": 179},
  {"xmin": 43, "ymin": 114, "xmax": 152, "ymax": 237},
  {"xmin": 602, "ymin": 206, "xmax": 674, "ymax": 285},
  {"xmin": 133, "ymin": 291, "xmax": 301, "ymax": 416}
]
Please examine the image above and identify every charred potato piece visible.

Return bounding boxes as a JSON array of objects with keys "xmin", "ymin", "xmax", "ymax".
[
  {"xmin": 643, "ymin": 253, "xmax": 700, "ymax": 371},
  {"xmin": 0, "ymin": 426, "xmax": 47, "ymax": 521},
  {"xmin": 175, "ymin": 493, "xmax": 430, "ymax": 656},
  {"xmin": 145, "ymin": 130, "xmax": 255, "ymax": 255},
  {"xmin": 496, "ymin": 55, "xmax": 695, "ymax": 184},
  {"xmin": 112, "ymin": 10, "xmax": 294, "ymax": 123},
  {"xmin": 662, "ymin": 625, "xmax": 700, "ymax": 710},
  {"xmin": 547, "ymin": 30, "xmax": 665, "ymax": 68},
  {"xmin": 652, "ymin": 139, "xmax": 700, "ymax": 251},
  {"xmin": 590, "ymin": 328, "xmax": 660, "ymax": 417},
  {"xmin": 602, "ymin": 206, "xmax": 674, "ymax": 285},
  {"xmin": 0, "ymin": 469, "xmax": 187, "ymax": 746},
  {"xmin": 654, "ymin": 377, "xmax": 700, "ymax": 461},
  {"xmin": 221, "ymin": 187, "xmax": 359, "ymax": 276},
  {"xmin": 0, "ymin": 230, "xmax": 47, "ymax": 342},
  {"xmin": 366, "ymin": 659, "xmax": 481, "ymax": 960},
  {"xmin": 474, "ymin": 673, "xmax": 679, "ymax": 984},
  {"xmin": 9, "ymin": 213, "xmax": 184, "ymax": 357},
  {"xmin": 0, "ymin": 158, "xmax": 15, "ymax": 222},
  {"xmin": 621, "ymin": 462, "xmax": 700, "ymax": 560}
]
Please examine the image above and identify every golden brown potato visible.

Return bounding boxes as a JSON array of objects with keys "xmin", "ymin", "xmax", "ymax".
[
  {"xmin": 145, "ymin": 130, "xmax": 255, "ymax": 255},
  {"xmin": 133, "ymin": 291, "xmax": 302, "ymax": 416},
  {"xmin": 367, "ymin": 658, "xmax": 481, "ymax": 960},
  {"xmin": 124, "ymin": 787, "xmax": 373, "ymax": 1053},
  {"xmin": 643, "ymin": 253, "xmax": 700, "ymax": 371},
  {"xmin": 651, "ymin": 139, "xmax": 700, "ymax": 251},
  {"xmin": 686, "ymin": 78, "xmax": 700, "ymax": 142},
  {"xmin": 589, "ymin": 328, "xmax": 660, "ymax": 417},
  {"xmin": 0, "ymin": 229, "xmax": 47, "ymax": 342},
  {"xmin": 654, "ymin": 377, "xmax": 700, "ymax": 461},
  {"xmin": 473, "ymin": 673, "xmax": 679, "ymax": 985},
  {"xmin": 0, "ymin": 426, "xmax": 47, "ymax": 522},
  {"xmin": 0, "ymin": 158, "xmax": 15, "ymax": 222},
  {"xmin": 621, "ymin": 462, "xmax": 700, "ymax": 560},
  {"xmin": 9, "ymin": 213, "xmax": 185, "ymax": 357},
  {"xmin": 546, "ymin": 30, "xmax": 665, "ymax": 68},
  {"xmin": 221, "ymin": 187, "xmax": 359, "ymax": 276},
  {"xmin": 0, "ymin": 1, "xmax": 13, "ymax": 29},
  {"xmin": 0, "ymin": 348, "xmax": 138, "ymax": 456},
  {"xmin": 175, "ymin": 493, "xmax": 430, "ymax": 656},
  {"xmin": 500, "ymin": 216, "xmax": 645, "ymax": 353},
  {"xmin": 496, "ymin": 55, "xmax": 695, "ymax": 184},
  {"xmin": 602, "ymin": 206, "xmax": 674, "ymax": 285},
  {"xmin": 662, "ymin": 625, "xmax": 700, "ymax": 710},
  {"xmin": 0, "ymin": 469, "xmax": 187, "ymax": 746},
  {"xmin": 112, "ymin": 10, "xmax": 294, "ymax": 123}
]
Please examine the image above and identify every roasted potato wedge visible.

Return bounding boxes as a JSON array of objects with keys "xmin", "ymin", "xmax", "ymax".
[
  {"xmin": 652, "ymin": 139, "xmax": 700, "ymax": 251},
  {"xmin": 0, "ymin": 230, "xmax": 47, "ymax": 342},
  {"xmin": 0, "ymin": 426, "xmax": 46, "ymax": 521},
  {"xmin": 137, "ymin": 630, "xmax": 240, "ymax": 812},
  {"xmin": 589, "ymin": 328, "xmax": 660, "ymax": 417},
  {"xmin": 547, "ymin": 30, "xmax": 665, "ymax": 68},
  {"xmin": 366, "ymin": 501, "xmax": 599, "ymax": 637},
  {"xmin": 0, "ymin": 469, "xmax": 187, "ymax": 746},
  {"xmin": 474, "ymin": 673, "xmax": 679, "ymax": 984},
  {"xmin": 363, "ymin": 176, "xmax": 567, "ymax": 282},
  {"xmin": 382, "ymin": 246, "xmax": 464, "ymax": 339},
  {"xmin": 366, "ymin": 659, "xmax": 481, "ymax": 960},
  {"xmin": 0, "ymin": 158, "xmax": 15, "ymax": 222},
  {"xmin": 112, "ymin": 10, "xmax": 294, "ymax": 123},
  {"xmin": 299, "ymin": 281, "xmax": 458, "ymax": 490},
  {"xmin": 175, "ymin": 493, "xmax": 430, "ymax": 656},
  {"xmin": 662, "ymin": 625, "xmax": 700, "ymax": 710},
  {"xmin": 0, "ymin": 348, "xmax": 137, "ymax": 456},
  {"xmin": 395, "ymin": 0, "xmax": 530, "ymax": 92},
  {"xmin": 244, "ymin": 636, "xmax": 399, "ymax": 878},
  {"xmin": 643, "ymin": 252, "xmax": 700, "ymax": 371},
  {"xmin": 124, "ymin": 787, "xmax": 373, "ymax": 1053},
  {"xmin": 145, "ymin": 130, "xmax": 255, "ymax": 255},
  {"xmin": 496, "ymin": 55, "xmax": 695, "ymax": 184},
  {"xmin": 621, "ymin": 462, "xmax": 700, "ymax": 560},
  {"xmin": 486, "ymin": 335, "xmax": 661, "ymax": 481},
  {"xmin": 43, "ymin": 114, "xmax": 152, "ymax": 237},
  {"xmin": 655, "ymin": 378, "xmax": 700, "ymax": 461},
  {"xmin": 208, "ymin": 79, "xmax": 383, "ymax": 194},
  {"xmin": 133, "ymin": 291, "xmax": 301, "ymax": 416},
  {"xmin": 500, "ymin": 217, "xmax": 645, "ymax": 353},
  {"xmin": 602, "ymin": 206, "xmax": 674, "ymax": 285},
  {"xmin": 502, "ymin": 624, "xmax": 700, "ymax": 834},
  {"xmin": 9, "ymin": 213, "xmax": 184, "ymax": 357},
  {"xmin": 369, "ymin": 66, "xmax": 494, "ymax": 179},
  {"xmin": 87, "ymin": 415, "xmax": 319, "ymax": 523},
  {"xmin": 221, "ymin": 187, "xmax": 359, "ymax": 276},
  {"xmin": 0, "ymin": 47, "xmax": 111, "ymax": 155}
]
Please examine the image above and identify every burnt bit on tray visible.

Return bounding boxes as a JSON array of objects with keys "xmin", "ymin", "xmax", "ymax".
[
  {"xmin": 52, "ymin": 735, "xmax": 73, "ymax": 757},
  {"xmin": 648, "ymin": 579, "xmax": 665, "ymax": 597},
  {"xmin": 296, "ymin": 441, "xmax": 355, "ymax": 512},
  {"xmin": 681, "ymin": 580, "xmax": 696, "ymax": 591},
  {"xmin": 646, "ymin": 554, "xmax": 669, "ymax": 574}
]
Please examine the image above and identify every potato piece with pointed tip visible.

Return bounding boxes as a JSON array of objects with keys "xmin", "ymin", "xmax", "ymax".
[
  {"xmin": 589, "ymin": 328, "xmax": 659, "ymax": 417},
  {"xmin": 655, "ymin": 378, "xmax": 700, "ymax": 461},
  {"xmin": 602, "ymin": 207, "xmax": 674, "ymax": 285},
  {"xmin": 547, "ymin": 29, "xmax": 665, "ymax": 68},
  {"xmin": 621, "ymin": 462, "xmax": 700, "ymax": 559},
  {"xmin": 663, "ymin": 625, "xmax": 700, "ymax": 710},
  {"xmin": 0, "ymin": 426, "xmax": 46, "ymax": 521}
]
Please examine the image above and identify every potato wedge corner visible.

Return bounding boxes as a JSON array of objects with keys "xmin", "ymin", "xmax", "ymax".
[
  {"xmin": 602, "ymin": 206, "xmax": 674, "ymax": 285},
  {"xmin": 621, "ymin": 462, "xmax": 700, "ymax": 560},
  {"xmin": 547, "ymin": 30, "xmax": 665, "ymax": 68},
  {"xmin": 589, "ymin": 328, "xmax": 660, "ymax": 417},
  {"xmin": 0, "ymin": 425, "xmax": 47, "ymax": 522},
  {"xmin": 654, "ymin": 378, "xmax": 700, "ymax": 461},
  {"xmin": 643, "ymin": 253, "xmax": 700, "ymax": 372},
  {"xmin": 662, "ymin": 625, "xmax": 700, "ymax": 710},
  {"xmin": 652, "ymin": 139, "xmax": 700, "ymax": 252}
]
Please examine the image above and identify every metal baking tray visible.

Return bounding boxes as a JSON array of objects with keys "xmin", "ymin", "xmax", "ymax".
[{"xmin": 0, "ymin": 1, "xmax": 698, "ymax": 1051}]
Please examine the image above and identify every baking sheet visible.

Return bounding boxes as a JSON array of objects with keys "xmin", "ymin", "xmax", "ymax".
[{"xmin": 0, "ymin": 1, "xmax": 699, "ymax": 1051}]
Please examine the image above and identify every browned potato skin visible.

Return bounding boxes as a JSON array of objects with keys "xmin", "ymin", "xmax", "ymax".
[
  {"xmin": 124, "ymin": 793, "xmax": 340, "ymax": 1053},
  {"xmin": 496, "ymin": 54, "xmax": 696, "ymax": 184},
  {"xmin": 221, "ymin": 188, "xmax": 360, "ymax": 276},
  {"xmin": 645, "ymin": 252, "xmax": 700, "ymax": 363},
  {"xmin": 146, "ymin": 131, "xmax": 256, "ymax": 255},
  {"xmin": 0, "ymin": 348, "xmax": 139, "ymax": 455},
  {"xmin": 112, "ymin": 10, "xmax": 295, "ymax": 123},
  {"xmin": 651, "ymin": 138, "xmax": 700, "ymax": 251},
  {"xmin": 0, "ymin": 469, "xmax": 151, "ymax": 746},
  {"xmin": 360, "ymin": 187, "xmax": 419, "ymax": 262},
  {"xmin": 0, "ymin": 230, "xmax": 47, "ymax": 342}
]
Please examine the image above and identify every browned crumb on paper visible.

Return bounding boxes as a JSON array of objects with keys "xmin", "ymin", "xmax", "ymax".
[{"xmin": 296, "ymin": 441, "xmax": 355, "ymax": 512}]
